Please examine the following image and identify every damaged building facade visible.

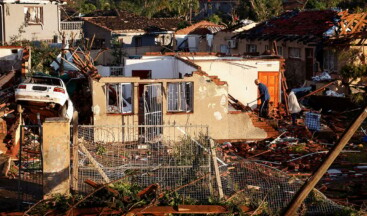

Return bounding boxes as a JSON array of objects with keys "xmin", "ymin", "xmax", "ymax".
[
  {"xmin": 231, "ymin": 10, "xmax": 367, "ymax": 87},
  {"xmin": 92, "ymin": 53, "xmax": 282, "ymax": 141},
  {"xmin": 175, "ymin": 21, "xmax": 225, "ymax": 52},
  {"xmin": 0, "ymin": 0, "xmax": 65, "ymax": 44}
]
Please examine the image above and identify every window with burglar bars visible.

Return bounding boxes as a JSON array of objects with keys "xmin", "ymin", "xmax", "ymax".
[
  {"xmin": 106, "ymin": 83, "xmax": 133, "ymax": 114},
  {"xmin": 110, "ymin": 67, "xmax": 124, "ymax": 76},
  {"xmin": 167, "ymin": 82, "xmax": 193, "ymax": 112}
]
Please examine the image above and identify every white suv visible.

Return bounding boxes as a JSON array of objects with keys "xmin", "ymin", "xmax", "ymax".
[{"xmin": 15, "ymin": 76, "xmax": 74, "ymax": 121}]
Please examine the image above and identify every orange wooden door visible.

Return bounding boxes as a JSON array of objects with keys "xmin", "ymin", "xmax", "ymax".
[{"xmin": 258, "ymin": 72, "xmax": 280, "ymax": 107}]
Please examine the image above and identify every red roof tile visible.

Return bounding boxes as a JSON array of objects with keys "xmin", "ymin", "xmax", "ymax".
[{"xmin": 238, "ymin": 10, "xmax": 339, "ymax": 37}]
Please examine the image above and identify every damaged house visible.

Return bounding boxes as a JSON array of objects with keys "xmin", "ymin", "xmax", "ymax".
[
  {"xmin": 0, "ymin": 0, "xmax": 86, "ymax": 44},
  {"xmin": 210, "ymin": 20, "xmax": 257, "ymax": 54},
  {"xmin": 175, "ymin": 21, "xmax": 225, "ymax": 52},
  {"xmin": 232, "ymin": 10, "xmax": 367, "ymax": 87},
  {"xmin": 0, "ymin": 0, "xmax": 67, "ymax": 44},
  {"xmin": 82, "ymin": 10, "xmax": 182, "ymax": 59},
  {"xmin": 0, "ymin": 46, "xmax": 30, "ymax": 85},
  {"xmin": 91, "ymin": 53, "xmax": 282, "ymax": 141}
]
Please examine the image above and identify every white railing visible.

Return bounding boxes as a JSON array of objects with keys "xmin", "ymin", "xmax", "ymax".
[{"xmin": 61, "ymin": 21, "xmax": 83, "ymax": 31}]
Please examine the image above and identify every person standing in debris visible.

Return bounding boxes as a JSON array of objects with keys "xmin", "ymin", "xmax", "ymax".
[
  {"xmin": 255, "ymin": 79, "xmax": 270, "ymax": 118},
  {"xmin": 287, "ymin": 89, "xmax": 302, "ymax": 125}
]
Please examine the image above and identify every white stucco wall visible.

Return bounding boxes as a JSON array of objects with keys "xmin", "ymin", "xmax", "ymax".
[
  {"xmin": 192, "ymin": 59, "xmax": 281, "ymax": 108},
  {"xmin": 96, "ymin": 65, "xmax": 111, "ymax": 77},
  {"xmin": 124, "ymin": 56, "xmax": 197, "ymax": 79},
  {"xmin": 3, "ymin": 3, "xmax": 60, "ymax": 43},
  {"xmin": 0, "ymin": 48, "xmax": 23, "ymax": 59}
]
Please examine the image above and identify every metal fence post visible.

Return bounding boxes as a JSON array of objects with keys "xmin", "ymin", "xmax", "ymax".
[{"xmin": 210, "ymin": 139, "xmax": 224, "ymax": 199}]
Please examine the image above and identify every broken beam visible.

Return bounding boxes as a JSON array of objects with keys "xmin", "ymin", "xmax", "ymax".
[
  {"xmin": 128, "ymin": 205, "xmax": 229, "ymax": 214},
  {"xmin": 79, "ymin": 142, "xmax": 111, "ymax": 183},
  {"xmin": 299, "ymin": 81, "xmax": 336, "ymax": 101},
  {"xmin": 284, "ymin": 106, "xmax": 367, "ymax": 216}
]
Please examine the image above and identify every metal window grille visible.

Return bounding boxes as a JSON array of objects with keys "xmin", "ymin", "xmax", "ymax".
[
  {"xmin": 106, "ymin": 83, "xmax": 133, "ymax": 114},
  {"xmin": 246, "ymin": 44, "xmax": 257, "ymax": 53},
  {"xmin": 110, "ymin": 67, "xmax": 124, "ymax": 76},
  {"xmin": 60, "ymin": 21, "xmax": 84, "ymax": 30},
  {"xmin": 167, "ymin": 82, "xmax": 193, "ymax": 112}
]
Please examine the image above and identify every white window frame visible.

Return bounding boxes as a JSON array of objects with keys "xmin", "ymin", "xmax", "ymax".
[
  {"xmin": 246, "ymin": 44, "xmax": 257, "ymax": 53},
  {"xmin": 24, "ymin": 6, "xmax": 43, "ymax": 25},
  {"xmin": 323, "ymin": 49, "xmax": 338, "ymax": 72},
  {"xmin": 106, "ymin": 83, "xmax": 133, "ymax": 114},
  {"xmin": 289, "ymin": 47, "xmax": 301, "ymax": 58},
  {"xmin": 167, "ymin": 82, "xmax": 193, "ymax": 112}
]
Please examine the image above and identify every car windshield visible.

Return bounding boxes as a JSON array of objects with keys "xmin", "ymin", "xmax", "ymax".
[{"xmin": 25, "ymin": 77, "xmax": 62, "ymax": 86}]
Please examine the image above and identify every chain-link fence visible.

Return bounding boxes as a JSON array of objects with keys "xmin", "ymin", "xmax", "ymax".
[
  {"xmin": 75, "ymin": 125, "xmax": 212, "ymax": 201},
  {"xmin": 74, "ymin": 124, "xmax": 347, "ymax": 215},
  {"xmin": 216, "ymin": 149, "xmax": 344, "ymax": 215}
]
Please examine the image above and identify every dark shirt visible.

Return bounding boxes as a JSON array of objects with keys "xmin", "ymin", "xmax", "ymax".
[{"xmin": 258, "ymin": 83, "xmax": 270, "ymax": 101}]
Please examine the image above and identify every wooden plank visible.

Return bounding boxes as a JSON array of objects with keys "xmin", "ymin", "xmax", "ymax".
[
  {"xmin": 284, "ymin": 107, "xmax": 367, "ymax": 216},
  {"xmin": 79, "ymin": 141, "xmax": 111, "ymax": 183},
  {"xmin": 72, "ymin": 112, "xmax": 79, "ymax": 191},
  {"xmin": 129, "ymin": 205, "xmax": 229, "ymax": 214},
  {"xmin": 351, "ymin": 13, "xmax": 367, "ymax": 34},
  {"xmin": 84, "ymin": 179, "xmax": 119, "ymax": 196},
  {"xmin": 210, "ymin": 139, "xmax": 224, "ymax": 199},
  {"xmin": 299, "ymin": 81, "xmax": 336, "ymax": 101}
]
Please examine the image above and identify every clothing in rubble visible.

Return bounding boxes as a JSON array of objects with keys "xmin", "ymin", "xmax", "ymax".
[{"xmin": 288, "ymin": 91, "xmax": 302, "ymax": 125}]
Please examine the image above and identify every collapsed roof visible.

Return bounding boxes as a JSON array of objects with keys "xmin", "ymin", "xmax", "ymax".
[
  {"xmin": 235, "ymin": 10, "xmax": 339, "ymax": 41},
  {"xmin": 82, "ymin": 10, "xmax": 183, "ymax": 33},
  {"xmin": 234, "ymin": 9, "xmax": 367, "ymax": 44},
  {"xmin": 175, "ymin": 20, "xmax": 225, "ymax": 35}
]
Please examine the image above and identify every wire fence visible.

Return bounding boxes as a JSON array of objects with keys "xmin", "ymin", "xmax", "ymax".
[
  {"xmin": 14, "ymin": 123, "xmax": 349, "ymax": 215},
  {"xmin": 216, "ymin": 148, "xmax": 344, "ymax": 215},
  {"xmin": 18, "ymin": 125, "xmax": 43, "ymax": 208},
  {"xmin": 75, "ymin": 125, "xmax": 212, "ymax": 201}
]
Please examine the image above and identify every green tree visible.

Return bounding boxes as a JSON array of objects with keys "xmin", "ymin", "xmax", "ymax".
[
  {"xmin": 208, "ymin": 14, "xmax": 222, "ymax": 24},
  {"xmin": 237, "ymin": 0, "xmax": 283, "ymax": 21},
  {"xmin": 305, "ymin": 0, "xmax": 342, "ymax": 9},
  {"xmin": 80, "ymin": 3, "xmax": 97, "ymax": 14},
  {"xmin": 337, "ymin": 0, "xmax": 367, "ymax": 12},
  {"xmin": 170, "ymin": 0, "xmax": 199, "ymax": 21},
  {"xmin": 111, "ymin": 37, "xmax": 127, "ymax": 65}
]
